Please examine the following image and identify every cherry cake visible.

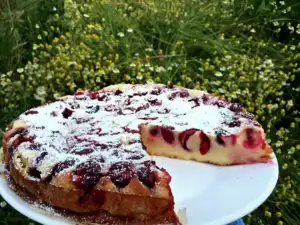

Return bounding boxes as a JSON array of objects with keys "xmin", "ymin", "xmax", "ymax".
[{"xmin": 2, "ymin": 84, "xmax": 273, "ymax": 224}]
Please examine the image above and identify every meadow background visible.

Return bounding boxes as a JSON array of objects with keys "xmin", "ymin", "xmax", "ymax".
[{"xmin": 0, "ymin": 0, "xmax": 300, "ymax": 224}]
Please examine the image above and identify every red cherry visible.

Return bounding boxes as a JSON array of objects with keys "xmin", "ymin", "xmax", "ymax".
[
  {"xmin": 123, "ymin": 127, "xmax": 139, "ymax": 134},
  {"xmin": 147, "ymin": 98, "xmax": 162, "ymax": 106},
  {"xmin": 135, "ymin": 103, "xmax": 150, "ymax": 112},
  {"xmin": 133, "ymin": 92, "xmax": 147, "ymax": 96},
  {"xmin": 90, "ymin": 91, "xmax": 99, "ymax": 99},
  {"xmin": 201, "ymin": 94, "xmax": 211, "ymax": 103},
  {"xmin": 149, "ymin": 126, "xmax": 159, "ymax": 136},
  {"xmin": 75, "ymin": 91, "xmax": 84, "ymax": 96},
  {"xmin": 216, "ymin": 135, "xmax": 225, "ymax": 146},
  {"xmin": 150, "ymin": 89, "xmax": 162, "ymax": 95},
  {"xmin": 199, "ymin": 131, "xmax": 210, "ymax": 155},
  {"xmin": 24, "ymin": 110, "xmax": 39, "ymax": 115},
  {"xmin": 239, "ymin": 112, "xmax": 255, "ymax": 120},
  {"xmin": 108, "ymin": 162, "xmax": 135, "ymax": 188},
  {"xmin": 98, "ymin": 94, "xmax": 107, "ymax": 101},
  {"xmin": 62, "ymin": 108, "xmax": 73, "ymax": 118},
  {"xmin": 160, "ymin": 127, "xmax": 175, "ymax": 144},
  {"xmin": 228, "ymin": 103, "xmax": 242, "ymax": 113},
  {"xmin": 243, "ymin": 128, "xmax": 263, "ymax": 149},
  {"xmin": 213, "ymin": 100, "xmax": 230, "ymax": 108},
  {"xmin": 179, "ymin": 128, "xmax": 199, "ymax": 151},
  {"xmin": 137, "ymin": 161, "xmax": 156, "ymax": 188},
  {"xmin": 114, "ymin": 90, "xmax": 123, "ymax": 95},
  {"xmin": 226, "ymin": 120, "xmax": 241, "ymax": 127},
  {"xmin": 12, "ymin": 135, "xmax": 34, "ymax": 148},
  {"xmin": 138, "ymin": 117, "xmax": 158, "ymax": 120}
]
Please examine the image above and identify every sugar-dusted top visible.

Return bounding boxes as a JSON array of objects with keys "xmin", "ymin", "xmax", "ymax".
[{"xmin": 14, "ymin": 84, "xmax": 257, "ymax": 188}]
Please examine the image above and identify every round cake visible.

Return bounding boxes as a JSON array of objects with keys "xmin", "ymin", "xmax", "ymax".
[{"xmin": 2, "ymin": 83, "xmax": 273, "ymax": 224}]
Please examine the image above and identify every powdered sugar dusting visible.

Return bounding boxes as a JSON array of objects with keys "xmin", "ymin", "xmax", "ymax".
[{"xmin": 15, "ymin": 84, "xmax": 255, "ymax": 181}]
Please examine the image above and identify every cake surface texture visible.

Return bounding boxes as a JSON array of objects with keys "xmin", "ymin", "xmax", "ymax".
[{"xmin": 2, "ymin": 83, "xmax": 273, "ymax": 224}]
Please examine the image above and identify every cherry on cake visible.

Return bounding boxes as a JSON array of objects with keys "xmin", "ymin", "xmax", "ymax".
[{"xmin": 2, "ymin": 83, "xmax": 273, "ymax": 224}]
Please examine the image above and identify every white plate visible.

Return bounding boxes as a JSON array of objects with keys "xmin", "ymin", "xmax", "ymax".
[{"xmin": 0, "ymin": 155, "xmax": 279, "ymax": 225}]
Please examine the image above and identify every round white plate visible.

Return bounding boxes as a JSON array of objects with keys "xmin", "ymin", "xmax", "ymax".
[{"xmin": 0, "ymin": 155, "xmax": 278, "ymax": 225}]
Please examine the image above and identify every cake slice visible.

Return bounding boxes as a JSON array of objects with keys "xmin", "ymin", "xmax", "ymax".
[{"xmin": 136, "ymin": 85, "xmax": 272, "ymax": 165}]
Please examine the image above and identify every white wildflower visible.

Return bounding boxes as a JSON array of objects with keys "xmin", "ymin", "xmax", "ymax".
[
  {"xmin": 46, "ymin": 75, "xmax": 53, "ymax": 80},
  {"xmin": 145, "ymin": 48, "xmax": 153, "ymax": 52},
  {"xmin": 155, "ymin": 66, "xmax": 165, "ymax": 73},
  {"xmin": 218, "ymin": 88, "xmax": 225, "ymax": 93},
  {"xmin": 214, "ymin": 71, "xmax": 223, "ymax": 77},
  {"xmin": 87, "ymin": 24, "xmax": 95, "ymax": 29},
  {"xmin": 279, "ymin": 1, "xmax": 285, "ymax": 5},
  {"xmin": 0, "ymin": 201, "xmax": 7, "ymax": 208},
  {"xmin": 288, "ymin": 26, "xmax": 294, "ymax": 32},
  {"xmin": 113, "ymin": 68, "xmax": 120, "ymax": 74},
  {"xmin": 137, "ymin": 74, "xmax": 143, "ymax": 80},
  {"xmin": 36, "ymin": 86, "xmax": 46, "ymax": 96},
  {"xmin": 127, "ymin": 28, "xmax": 133, "ymax": 33},
  {"xmin": 67, "ymin": 61, "xmax": 77, "ymax": 67},
  {"xmin": 117, "ymin": 32, "xmax": 124, "ymax": 38},
  {"xmin": 17, "ymin": 68, "xmax": 24, "ymax": 73},
  {"xmin": 282, "ymin": 164, "xmax": 288, "ymax": 169},
  {"xmin": 287, "ymin": 100, "xmax": 294, "ymax": 107},
  {"xmin": 53, "ymin": 93, "xmax": 60, "ymax": 99},
  {"xmin": 129, "ymin": 63, "xmax": 136, "ymax": 68},
  {"xmin": 250, "ymin": 28, "xmax": 256, "ymax": 33}
]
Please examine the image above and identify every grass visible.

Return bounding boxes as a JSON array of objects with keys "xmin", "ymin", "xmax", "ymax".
[{"xmin": 1, "ymin": 0, "xmax": 300, "ymax": 224}]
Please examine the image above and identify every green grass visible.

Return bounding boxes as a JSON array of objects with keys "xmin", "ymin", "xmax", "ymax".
[
  {"xmin": 0, "ymin": 0, "xmax": 63, "ymax": 73},
  {"xmin": 1, "ymin": 0, "xmax": 300, "ymax": 224}
]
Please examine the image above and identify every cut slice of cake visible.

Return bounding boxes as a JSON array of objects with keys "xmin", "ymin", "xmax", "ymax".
[{"xmin": 136, "ymin": 85, "xmax": 272, "ymax": 165}]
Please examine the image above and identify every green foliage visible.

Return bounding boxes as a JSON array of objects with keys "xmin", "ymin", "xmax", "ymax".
[
  {"xmin": 0, "ymin": 0, "xmax": 63, "ymax": 73},
  {"xmin": 1, "ymin": 0, "xmax": 300, "ymax": 224}
]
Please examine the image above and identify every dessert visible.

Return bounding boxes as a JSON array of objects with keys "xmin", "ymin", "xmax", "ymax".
[{"xmin": 2, "ymin": 83, "xmax": 273, "ymax": 224}]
